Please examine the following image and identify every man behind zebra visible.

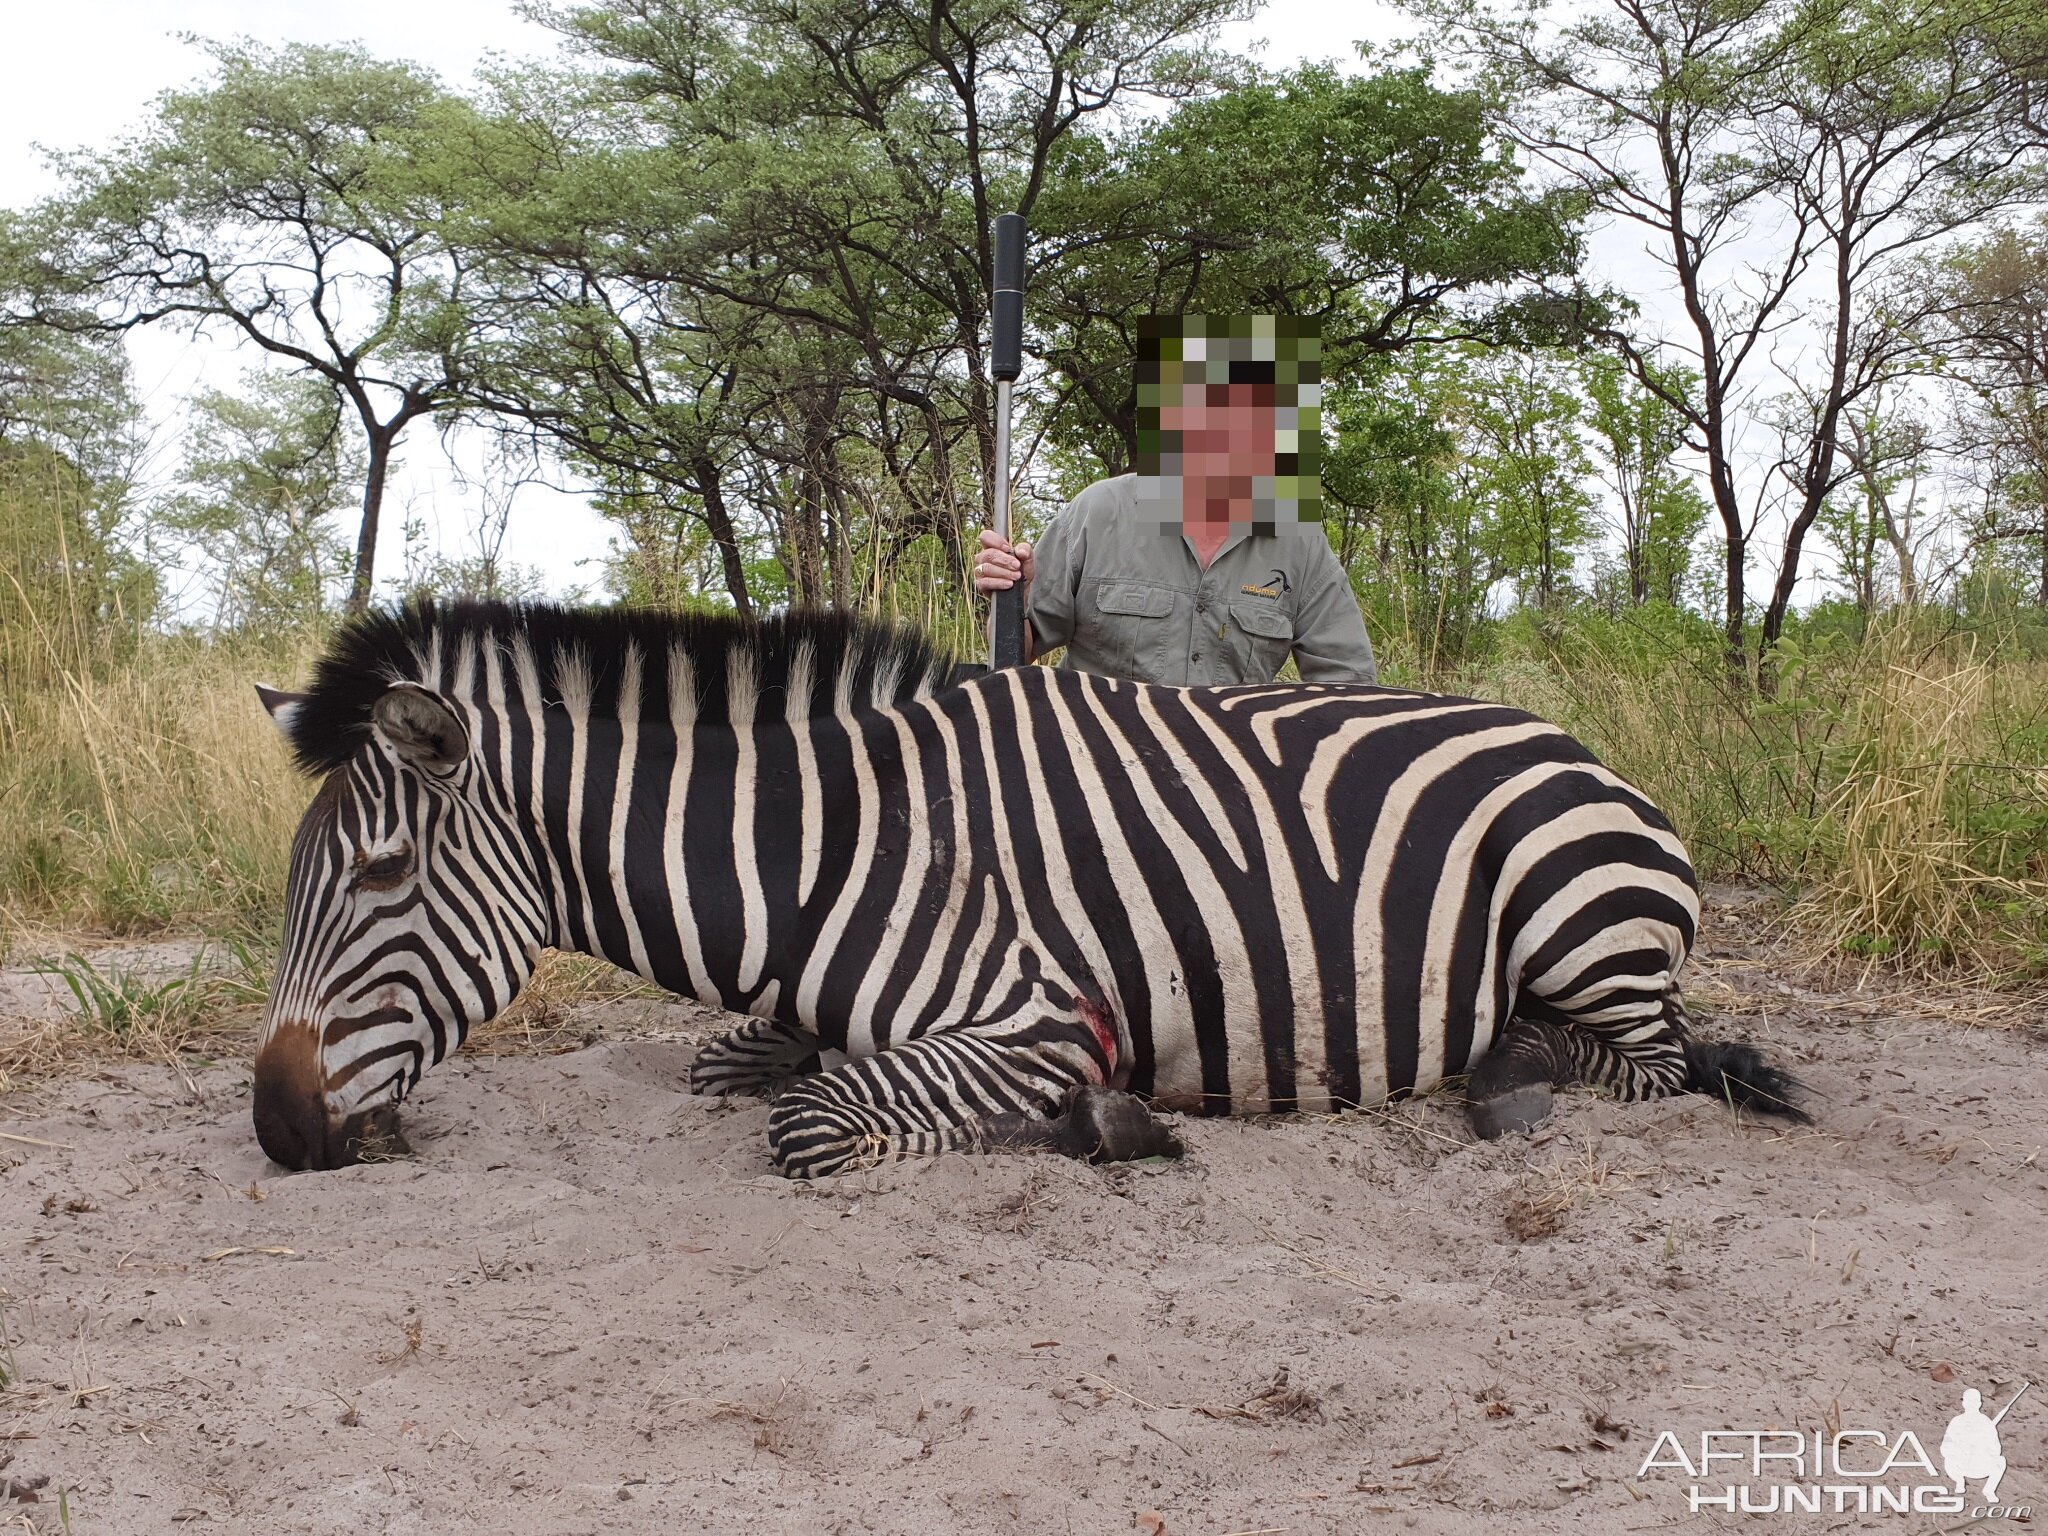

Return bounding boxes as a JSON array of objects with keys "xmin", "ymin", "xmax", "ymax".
[{"xmin": 976, "ymin": 314, "xmax": 1377, "ymax": 687}]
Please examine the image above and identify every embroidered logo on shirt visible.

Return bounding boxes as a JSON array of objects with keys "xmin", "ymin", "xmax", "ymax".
[{"xmin": 1240, "ymin": 569, "xmax": 1291, "ymax": 599}]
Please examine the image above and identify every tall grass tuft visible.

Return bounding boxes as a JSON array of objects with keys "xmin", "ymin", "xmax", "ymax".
[
  {"xmin": 1798, "ymin": 631, "xmax": 2048, "ymax": 975},
  {"xmin": 1473, "ymin": 609, "xmax": 2048, "ymax": 980},
  {"xmin": 0, "ymin": 463, "xmax": 318, "ymax": 943}
]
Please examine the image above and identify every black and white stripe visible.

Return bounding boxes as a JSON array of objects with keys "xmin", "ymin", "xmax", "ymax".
[{"xmin": 255, "ymin": 600, "xmax": 1795, "ymax": 1176}]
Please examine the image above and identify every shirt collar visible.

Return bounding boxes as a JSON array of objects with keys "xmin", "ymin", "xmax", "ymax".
[{"xmin": 1182, "ymin": 523, "xmax": 1252, "ymax": 571}]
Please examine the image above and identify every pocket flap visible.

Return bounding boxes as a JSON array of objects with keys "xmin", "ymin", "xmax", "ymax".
[
  {"xmin": 1096, "ymin": 582, "xmax": 1176, "ymax": 619},
  {"xmin": 1231, "ymin": 600, "xmax": 1293, "ymax": 640}
]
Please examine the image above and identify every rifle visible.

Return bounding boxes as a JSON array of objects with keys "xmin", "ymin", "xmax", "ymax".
[
  {"xmin": 1992, "ymin": 1382, "xmax": 2031, "ymax": 1426},
  {"xmin": 989, "ymin": 212, "xmax": 1027, "ymax": 669}
]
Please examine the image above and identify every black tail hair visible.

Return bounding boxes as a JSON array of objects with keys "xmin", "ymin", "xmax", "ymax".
[{"xmin": 1683, "ymin": 1037, "xmax": 1810, "ymax": 1123}]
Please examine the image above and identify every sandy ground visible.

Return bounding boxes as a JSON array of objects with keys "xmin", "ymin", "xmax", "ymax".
[{"xmin": 2, "ymin": 894, "xmax": 2045, "ymax": 1535}]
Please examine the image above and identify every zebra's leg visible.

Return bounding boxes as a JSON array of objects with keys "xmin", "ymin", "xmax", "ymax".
[
  {"xmin": 763, "ymin": 1021, "xmax": 1181, "ymax": 1179},
  {"xmin": 1464, "ymin": 1017, "xmax": 1576, "ymax": 1139},
  {"xmin": 1468, "ymin": 995, "xmax": 1691, "ymax": 1141},
  {"xmin": 975, "ymin": 1085, "xmax": 1185, "ymax": 1164},
  {"xmin": 691, "ymin": 1017, "xmax": 825, "ymax": 1099},
  {"xmin": 1468, "ymin": 995, "xmax": 1805, "ymax": 1139}
]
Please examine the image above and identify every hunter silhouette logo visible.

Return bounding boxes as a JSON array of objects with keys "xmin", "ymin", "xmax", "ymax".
[
  {"xmin": 1638, "ymin": 1380, "xmax": 2032, "ymax": 1518},
  {"xmin": 1943, "ymin": 1383, "xmax": 2026, "ymax": 1502}
]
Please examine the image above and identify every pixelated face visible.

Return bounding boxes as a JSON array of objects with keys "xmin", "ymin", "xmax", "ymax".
[
  {"xmin": 1135, "ymin": 314, "xmax": 1322, "ymax": 537},
  {"xmin": 1160, "ymin": 380, "xmax": 1279, "ymax": 493}
]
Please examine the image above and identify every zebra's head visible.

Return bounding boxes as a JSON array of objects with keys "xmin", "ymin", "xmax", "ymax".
[{"xmin": 251, "ymin": 677, "xmax": 547, "ymax": 1171}]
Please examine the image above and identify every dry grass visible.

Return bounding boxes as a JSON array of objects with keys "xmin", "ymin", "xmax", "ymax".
[
  {"xmin": 0, "ymin": 942, "xmax": 269, "ymax": 1093},
  {"xmin": 0, "ymin": 635, "xmax": 316, "ymax": 944},
  {"xmin": 466, "ymin": 951, "xmax": 666, "ymax": 1056},
  {"xmin": 1504, "ymin": 1143, "xmax": 1647, "ymax": 1241},
  {"xmin": 1487, "ymin": 615, "xmax": 2048, "ymax": 982},
  {"xmin": 5, "ymin": 460, "xmax": 2047, "ymax": 996},
  {"xmin": 1789, "ymin": 635, "xmax": 2048, "ymax": 977}
]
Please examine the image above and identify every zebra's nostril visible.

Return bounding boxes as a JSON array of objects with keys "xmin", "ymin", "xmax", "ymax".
[{"xmin": 339, "ymin": 1103, "xmax": 411, "ymax": 1163}]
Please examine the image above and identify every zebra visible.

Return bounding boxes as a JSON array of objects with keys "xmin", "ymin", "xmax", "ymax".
[{"xmin": 250, "ymin": 599, "xmax": 1802, "ymax": 1177}]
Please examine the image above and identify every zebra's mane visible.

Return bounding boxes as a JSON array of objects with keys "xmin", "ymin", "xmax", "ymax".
[{"xmin": 280, "ymin": 598, "xmax": 972, "ymax": 777}]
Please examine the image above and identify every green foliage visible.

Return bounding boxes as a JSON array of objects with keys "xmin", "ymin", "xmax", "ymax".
[
  {"xmin": 1582, "ymin": 354, "xmax": 1707, "ymax": 610},
  {"xmin": 32, "ymin": 939, "xmax": 266, "ymax": 1042},
  {"xmin": 156, "ymin": 372, "xmax": 358, "ymax": 637},
  {"xmin": 1924, "ymin": 218, "xmax": 2048, "ymax": 605},
  {"xmin": 0, "ymin": 445, "xmax": 158, "ymax": 682},
  {"xmin": 23, "ymin": 39, "xmax": 506, "ymax": 610},
  {"xmin": 1476, "ymin": 609, "xmax": 2048, "ymax": 975},
  {"xmin": 1324, "ymin": 345, "xmax": 1603, "ymax": 670},
  {"xmin": 1033, "ymin": 61, "xmax": 1589, "ymax": 470}
]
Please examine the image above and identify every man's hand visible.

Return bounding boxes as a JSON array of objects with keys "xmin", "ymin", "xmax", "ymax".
[{"xmin": 974, "ymin": 527, "xmax": 1034, "ymax": 594}]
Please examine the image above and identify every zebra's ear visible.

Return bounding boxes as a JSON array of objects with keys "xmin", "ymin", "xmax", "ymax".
[
  {"xmin": 255, "ymin": 683, "xmax": 308, "ymax": 739},
  {"xmin": 370, "ymin": 684, "xmax": 471, "ymax": 776}
]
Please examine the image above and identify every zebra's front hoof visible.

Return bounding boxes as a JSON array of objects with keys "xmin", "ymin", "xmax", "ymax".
[
  {"xmin": 1467, "ymin": 1082, "xmax": 1553, "ymax": 1140},
  {"xmin": 1053, "ymin": 1085, "xmax": 1184, "ymax": 1163}
]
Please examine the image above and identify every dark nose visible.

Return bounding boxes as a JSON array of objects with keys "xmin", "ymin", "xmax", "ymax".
[{"xmin": 253, "ymin": 1024, "xmax": 341, "ymax": 1170}]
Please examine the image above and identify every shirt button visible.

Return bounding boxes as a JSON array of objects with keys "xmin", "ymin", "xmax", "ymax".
[{"xmin": 1196, "ymin": 595, "xmax": 1208, "ymax": 612}]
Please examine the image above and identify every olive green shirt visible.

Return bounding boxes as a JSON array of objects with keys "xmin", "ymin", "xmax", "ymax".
[{"xmin": 1026, "ymin": 474, "xmax": 1377, "ymax": 685}]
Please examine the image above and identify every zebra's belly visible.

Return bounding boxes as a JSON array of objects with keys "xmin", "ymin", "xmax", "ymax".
[{"xmin": 1125, "ymin": 990, "xmax": 1481, "ymax": 1118}]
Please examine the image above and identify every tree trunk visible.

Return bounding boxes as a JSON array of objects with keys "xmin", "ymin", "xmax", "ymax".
[
  {"xmin": 792, "ymin": 463, "xmax": 824, "ymax": 607},
  {"xmin": 692, "ymin": 455, "xmax": 752, "ymax": 617},
  {"xmin": 1721, "ymin": 521, "xmax": 1746, "ymax": 680},
  {"xmin": 2037, "ymin": 510, "xmax": 2047, "ymax": 608},
  {"xmin": 824, "ymin": 473, "xmax": 853, "ymax": 611},
  {"xmin": 346, "ymin": 430, "xmax": 393, "ymax": 617}
]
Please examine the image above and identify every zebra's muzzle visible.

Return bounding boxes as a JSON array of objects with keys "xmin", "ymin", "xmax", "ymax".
[{"xmin": 253, "ymin": 1024, "xmax": 409, "ymax": 1170}]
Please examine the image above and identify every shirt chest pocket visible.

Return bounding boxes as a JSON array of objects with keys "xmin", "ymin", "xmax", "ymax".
[
  {"xmin": 1228, "ymin": 598, "xmax": 1294, "ymax": 679},
  {"xmin": 1090, "ymin": 581, "xmax": 1178, "ymax": 679}
]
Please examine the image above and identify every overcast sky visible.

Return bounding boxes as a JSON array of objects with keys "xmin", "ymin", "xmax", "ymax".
[{"xmin": 5, "ymin": 2, "xmax": 1770, "ymax": 610}]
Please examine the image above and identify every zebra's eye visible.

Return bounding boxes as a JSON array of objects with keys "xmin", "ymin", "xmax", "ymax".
[{"xmin": 354, "ymin": 846, "xmax": 415, "ymax": 890}]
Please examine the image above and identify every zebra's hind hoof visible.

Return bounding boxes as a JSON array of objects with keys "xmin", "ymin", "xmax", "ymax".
[
  {"xmin": 1467, "ymin": 1082, "xmax": 1553, "ymax": 1141},
  {"xmin": 1055, "ymin": 1086, "xmax": 1185, "ymax": 1164}
]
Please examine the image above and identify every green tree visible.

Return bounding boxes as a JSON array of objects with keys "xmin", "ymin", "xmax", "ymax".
[
  {"xmin": 1583, "ymin": 355, "xmax": 1709, "ymax": 608},
  {"xmin": 1031, "ymin": 62, "xmax": 1591, "ymax": 470},
  {"xmin": 19, "ymin": 41, "xmax": 500, "ymax": 613},
  {"xmin": 1461, "ymin": 349, "xmax": 1595, "ymax": 609},
  {"xmin": 157, "ymin": 372, "xmax": 359, "ymax": 636},
  {"xmin": 1924, "ymin": 220, "xmax": 2048, "ymax": 604},
  {"xmin": 1824, "ymin": 395, "xmax": 1932, "ymax": 609},
  {"xmin": 1324, "ymin": 349, "xmax": 1490, "ymax": 671},
  {"xmin": 0, "ymin": 240, "xmax": 155, "ymax": 669},
  {"xmin": 1422, "ymin": 0, "xmax": 2045, "ymax": 674},
  {"xmin": 487, "ymin": 0, "xmax": 1254, "ymax": 619}
]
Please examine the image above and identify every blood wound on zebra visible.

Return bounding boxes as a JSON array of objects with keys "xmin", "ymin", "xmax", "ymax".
[{"xmin": 248, "ymin": 599, "xmax": 1804, "ymax": 1178}]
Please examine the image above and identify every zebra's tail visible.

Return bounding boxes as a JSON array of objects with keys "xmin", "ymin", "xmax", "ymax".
[{"xmin": 1680, "ymin": 1032, "xmax": 1809, "ymax": 1123}]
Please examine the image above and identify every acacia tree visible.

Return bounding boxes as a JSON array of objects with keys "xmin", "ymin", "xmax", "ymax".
[
  {"xmin": 1421, "ymin": 0, "xmax": 2045, "ymax": 675},
  {"xmin": 1322, "ymin": 350, "xmax": 1488, "ymax": 669},
  {"xmin": 1462, "ymin": 349, "xmax": 1595, "ymax": 608},
  {"xmin": 508, "ymin": 0, "xmax": 1254, "ymax": 608},
  {"xmin": 21, "ymin": 41, "xmax": 496, "ymax": 612},
  {"xmin": 0, "ymin": 276, "xmax": 155, "ymax": 656}
]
